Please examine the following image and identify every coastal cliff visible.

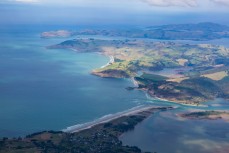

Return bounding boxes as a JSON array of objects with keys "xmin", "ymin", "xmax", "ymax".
[{"xmin": 92, "ymin": 69, "xmax": 131, "ymax": 78}]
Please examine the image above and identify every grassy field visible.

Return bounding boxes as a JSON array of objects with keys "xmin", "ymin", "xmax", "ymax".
[
  {"xmin": 202, "ymin": 71, "xmax": 228, "ymax": 81},
  {"xmin": 50, "ymin": 39, "xmax": 229, "ymax": 78}
]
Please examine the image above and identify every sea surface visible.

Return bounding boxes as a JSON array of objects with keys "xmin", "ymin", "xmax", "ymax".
[
  {"xmin": 0, "ymin": 26, "xmax": 147, "ymax": 137},
  {"xmin": 120, "ymin": 103, "xmax": 229, "ymax": 153},
  {"xmin": 1, "ymin": 25, "xmax": 229, "ymax": 153}
]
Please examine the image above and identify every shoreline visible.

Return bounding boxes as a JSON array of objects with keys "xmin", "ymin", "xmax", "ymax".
[
  {"xmin": 0, "ymin": 106, "xmax": 173, "ymax": 153},
  {"xmin": 128, "ymin": 77, "xmax": 196, "ymax": 107},
  {"xmin": 145, "ymin": 92, "xmax": 207, "ymax": 107},
  {"xmin": 131, "ymin": 77, "xmax": 139, "ymax": 87},
  {"xmin": 100, "ymin": 55, "xmax": 114, "ymax": 68},
  {"xmin": 63, "ymin": 105, "xmax": 161, "ymax": 133}
]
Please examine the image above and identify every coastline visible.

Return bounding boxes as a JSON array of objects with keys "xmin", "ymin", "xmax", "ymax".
[
  {"xmin": 48, "ymin": 34, "xmax": 229, "ymax": 110},
  {"xmin": 100, "ymin": 55, "xmax": 114, "ymax": 68},
  {"xmin": 131, "ymin": 77, "xmax": 139, "ymax": 87},
  {"xmin": 145, "ymin": 92, "xmax": 205, "ymax": 107},
  {"xmin": 0, "ymin": 106, "xmax": 173, "ymax": 153},
  {"xmin": 63, "ymin": 105, "xmax": 161, "ymax": 133}
]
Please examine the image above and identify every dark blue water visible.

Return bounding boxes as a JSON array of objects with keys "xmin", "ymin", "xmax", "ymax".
[{"xmin": 0, "ymin": 27, "xmax": 147, "ymax": 137}]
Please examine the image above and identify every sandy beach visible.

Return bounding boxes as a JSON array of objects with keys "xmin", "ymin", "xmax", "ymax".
[
  {"xmin": 63, "ymin": 105, "xmax": 158, "ymax": 133},
  {"xmin": 145, "ymin": 93, "xmax": 207, "ymax": 107},
  {"xmin": 100, "ymin": 55, "xmax": 114, "ymax": 68}
]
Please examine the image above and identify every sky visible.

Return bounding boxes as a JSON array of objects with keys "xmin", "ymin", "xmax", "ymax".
[{"xmin": 0, "ymin": 0, "xmax": 229, "ymax": 26}]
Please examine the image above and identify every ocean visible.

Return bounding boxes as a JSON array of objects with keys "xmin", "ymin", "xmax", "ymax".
[{"xmin": 0, "ymin": 26, "xmax": 147, "ymax": 137}]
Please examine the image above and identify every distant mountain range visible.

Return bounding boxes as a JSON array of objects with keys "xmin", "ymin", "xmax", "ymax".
[
  {"xmin": 147, "ymin": 22, "xmax": 229, "ymax": 32},
  {"xmin": 41, "ymin": 22, "xmax": 229, "ymax": 41},
  {"xmin": 143, "ymin": 22, "xmax": 229, "ymax": 40}
]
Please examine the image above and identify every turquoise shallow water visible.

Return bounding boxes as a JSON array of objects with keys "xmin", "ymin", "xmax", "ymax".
[{"xmin": 0, "ymin": 28, "xmax": 147, "ymax": 137}]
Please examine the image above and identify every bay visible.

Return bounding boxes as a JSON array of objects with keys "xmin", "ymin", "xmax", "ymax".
[{"xmin": 0, "ymin": 27, "xmax": 146, "ymax": 137}]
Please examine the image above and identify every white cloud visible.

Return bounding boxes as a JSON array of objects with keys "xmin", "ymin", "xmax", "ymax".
[
  {"xmin": 141, "ymin": 0, "xmax": 229, "ymax": 8},
  {"xmin": 141, "ymin": 0, "xmax": 198, "ymax": 7},
  {"xmin": 5, "ymin": 0, "xmax": 229, "ymax": 9},
  {"xmin": 7, "ymin": 0, "xmax": 120, "ymax": 6},
  {"xmin": 210, "ymin": 0, "xmax": 229, "ymax": 6},
  {"xmin": 14, "ymin": 0, "xmax": 39, "ymax": 3}
]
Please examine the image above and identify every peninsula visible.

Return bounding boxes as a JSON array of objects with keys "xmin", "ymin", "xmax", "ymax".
[
  {"xmin": 0, "ymin": 106, "xmax": 173, "ymax": 153},
  {"xmin": 48, "ymin": 38, "xmax": 229, "ymax": 105}
]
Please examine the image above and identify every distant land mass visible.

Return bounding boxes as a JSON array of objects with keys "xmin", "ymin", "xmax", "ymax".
[
  {"xmin": 49, "ymin": 38, "xmax": 229, "ymax": 105},
  {"xmin": 41, "ymin": 22, "xmax": 229, "ymax": 41},
  {"xmin": 41, "ymin": 30, "xmax": 73, "ymax": 38},
  {"xmin": 144, "ymin": 22, "xmax": 229, "ymax": 40}
]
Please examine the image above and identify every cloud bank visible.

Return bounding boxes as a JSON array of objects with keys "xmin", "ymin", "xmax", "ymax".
[
  {"xmin": 141, "ymin": 0, "xmax": 229, "ymax": 7},
  {"xmin": 210, "ymin": 0, "xmax": 229, "ymax": 6},
  {"xmin": 5, "ymin": 0, "xmax": 229, "ymax": 8},
  {"xmin": 141, "ymin": 0, "xmax": 198, "ymax": 7},
  {"xmin": 14, "ymin": 0, "xmax": 39, "ymax": 3}
]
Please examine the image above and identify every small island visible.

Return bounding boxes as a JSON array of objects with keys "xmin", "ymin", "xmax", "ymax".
[
  {"xmin": 179, "ymin": 111, "xmax": 229, "ymax": 122},
  {"xmin": 41, "ymin": 30, "xmax": 73, "ymax": 38}
]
